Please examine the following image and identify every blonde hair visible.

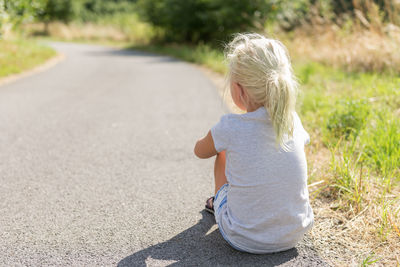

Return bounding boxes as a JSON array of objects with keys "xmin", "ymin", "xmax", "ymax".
[{"xmin": 225, "ymin": 33, "xmax": 298, "ymax": 150}]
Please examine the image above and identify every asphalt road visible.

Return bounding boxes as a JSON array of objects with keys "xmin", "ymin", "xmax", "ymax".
[{"xmin": 0, "ymin": 42, "xmax": 328, "ymax": 266}]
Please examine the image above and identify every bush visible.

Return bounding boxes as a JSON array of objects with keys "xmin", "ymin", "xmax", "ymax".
[
  {"xmin": 36, "ymin": 0, "xmax": 138, "ymax": 25},
  {"xmin": 75, "ymin": 0, "xmax": 137, "ymax": 22},
  {"xmin": 276, "ymin": 0, "xmax": 313, "ymax": 31},
  {"xmin": 274, "ymin": 0, "xmax": 335, "ymax": 31},
  {"xmin": 137, "ymin": 0, "xmax": 270, "ymax": 43},
  {"xmin": 36, "ymin": 0, "xmax": 75, "ymax": 25}
]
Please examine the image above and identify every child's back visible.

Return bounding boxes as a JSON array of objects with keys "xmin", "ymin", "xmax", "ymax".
[
  {"xmin": 212, "ymin": 107, "xmax": 313, "ymax": 253},
  {"xmin": 194, "ymin": 33, "xmax": 314, "ymax": 253}
]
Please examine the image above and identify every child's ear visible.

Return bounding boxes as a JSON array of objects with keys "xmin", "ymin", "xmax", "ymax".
[
  {"xmin": 236, "ymin": 82, "xmax": 245, "ymax": 97},
  {"xmin": 237, "ymin": 83, "xmax": 249, "ymax": 101}
]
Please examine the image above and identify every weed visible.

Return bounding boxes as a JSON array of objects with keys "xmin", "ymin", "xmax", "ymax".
[
  {"xmin": 361, "ymin": 252, "xmax": 380, "ymax": 266},
  {"xmin": 329, "ymin": 136, "xmax": 367, "ymax": 212}
]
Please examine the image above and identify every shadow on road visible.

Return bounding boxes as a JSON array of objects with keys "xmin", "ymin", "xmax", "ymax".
[{"xmin": 118, "ymin": 210, "xmax": 302, "ymax": 267}]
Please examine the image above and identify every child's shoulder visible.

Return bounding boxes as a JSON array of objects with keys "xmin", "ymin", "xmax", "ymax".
[
  {"xmin": 218, "ymin": 112, "xmax": 238, "ymax": 122},
  {"xmin": 212, "ymin": 113, "xmax": 245, "ymax": 136},
  {"xmin": 215, "ymin": 112, "xmax": 246, "ymax": 128},
  {"xmin": 215, "ymin": 112, "xmax": 236, "ymax": 124}
]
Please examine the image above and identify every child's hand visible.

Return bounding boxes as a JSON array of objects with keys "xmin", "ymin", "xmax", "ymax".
[{"xmin": 194, "ymin": 130, "xmax": 218, "ymax": 159}]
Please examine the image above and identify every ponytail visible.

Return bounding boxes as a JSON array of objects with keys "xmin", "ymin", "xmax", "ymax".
[{"xmin": 265, "ymin": 71, "xmax": 297, "ymax": 150}]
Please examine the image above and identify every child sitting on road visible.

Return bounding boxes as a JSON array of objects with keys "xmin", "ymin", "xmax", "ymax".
[{"xmin": 194, "ymin": 33, "xmax": 314, "ymax": 253}]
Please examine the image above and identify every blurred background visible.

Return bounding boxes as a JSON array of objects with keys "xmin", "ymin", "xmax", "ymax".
[
  {"xmin": 1, "ymin": 0, "xmax": 400, "ymax": 73},
  {"xmin": 0, "ymin": 0, "xmax": 399, "ymax": 68},
  {"xmin": 1, "ymin": 0, "xmax": 399, "ymax": 266}
]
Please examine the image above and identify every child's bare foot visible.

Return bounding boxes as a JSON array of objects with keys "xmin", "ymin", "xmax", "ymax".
[{"xmin": 205, "ymin": 196, "xmax": 215, "ymax": 214}]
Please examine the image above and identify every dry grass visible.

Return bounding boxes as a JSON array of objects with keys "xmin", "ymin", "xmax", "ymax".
[
  {"xmin": 25, "ymin": 22, "xmax": 127, "ymax": 41},
  {"xmin": 310, "ymin": 197, "xmax": 400, "ymax": 266},
  {"xmin": 285, "ymin": 24, "xmax": 400, "ymax": 74},
  {"xmin": 49, "ymin": 22, "xmax": 127, "ymax": 41},
  {"xmin": 279, "ymin": 0, "xmax": 400, "ymax": 75},
  {"xmin": 306, "ymin": 144, "xmax": 400, "ymax": 266},
  {"xmin": 23, "ymin": 17, "xmax": 155, "ymax": 45}
]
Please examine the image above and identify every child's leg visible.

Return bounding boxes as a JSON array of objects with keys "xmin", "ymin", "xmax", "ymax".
[{"xmin": 214, "ymin": 151, "xmax": 228, "ymax": 195}]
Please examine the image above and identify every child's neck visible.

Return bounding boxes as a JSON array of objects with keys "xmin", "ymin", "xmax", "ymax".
[{"xmin": 246, "ymin": 102, "xmax": 263, "ymax": 113}]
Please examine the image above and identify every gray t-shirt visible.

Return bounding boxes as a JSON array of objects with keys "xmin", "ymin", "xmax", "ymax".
[{"xmin": 211, "ymin": 107, "xmax": 314, "ymax": 253}]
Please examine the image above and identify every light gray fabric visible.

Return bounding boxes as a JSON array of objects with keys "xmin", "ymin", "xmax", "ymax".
[{"xmin": 211, "ymin": 107, "xmax": 314, "ymax": 253}]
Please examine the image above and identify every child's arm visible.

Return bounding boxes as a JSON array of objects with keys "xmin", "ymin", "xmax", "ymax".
[{"xmin": 194, "ymin": 130, "xmax": 218, "ymax": 159}]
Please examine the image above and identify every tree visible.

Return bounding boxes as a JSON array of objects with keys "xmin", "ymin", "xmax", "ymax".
[
  {"xmin": 0, "ymin": 0, "xmax": 45, "ymax": 39},
  {"xmin": 36, "ymin": 0, "xmax": 75, "ymax": 32},
  {"xmin": 137, "ymin": 0, "xmax": 270, "ymax": 44}
]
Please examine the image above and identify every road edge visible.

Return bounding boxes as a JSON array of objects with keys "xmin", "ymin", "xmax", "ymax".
[{"xmin": 0, "ymin": 52, "xmax": 65, "ymax": 88}]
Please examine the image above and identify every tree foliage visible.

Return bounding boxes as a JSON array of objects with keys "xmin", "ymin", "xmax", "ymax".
[
  {"xmin": 37, "ymin": 0, "xmax": 75, "ymax": 24},
  {"xmin": 75, "ymin": 0, "xmax": 137, "ymax": 22},
  {"xmin": 137, "ymin": 0, "xmax": 270, "ymax": 43},
  {"xmin": 0, "ymin": 0, "xmax": 45, "ymax": 38}
]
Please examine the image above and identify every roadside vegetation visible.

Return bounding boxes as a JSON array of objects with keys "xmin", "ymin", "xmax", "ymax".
[
  {"xmin": 0, "ymin": 1, "xmax": 57, "ymax": 78},
  {"xmin": 1, "ymin": 0, "xmax": 399, "ymax": 265},
  {"xmin": 0, "ymin": 39, "xmax": 55, "ymax": 78}
]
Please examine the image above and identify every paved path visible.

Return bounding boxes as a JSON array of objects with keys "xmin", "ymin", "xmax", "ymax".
[{"xmin": 0, "ymin": 42, "xmax": 327, "ymax": 266}]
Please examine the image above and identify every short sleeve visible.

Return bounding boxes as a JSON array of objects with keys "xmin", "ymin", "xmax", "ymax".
[
  {"xmin": 293, "ymin": 112, "xmax": 310, "ymax": 145},
  {"xmin": 210, "ymin": 115, "xmax": 231, "ymax": 152}
]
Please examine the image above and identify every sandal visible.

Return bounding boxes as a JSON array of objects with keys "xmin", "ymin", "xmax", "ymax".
[{"xmin": 205, "ymin": 196, "xmax": 215, "ymax": 214}]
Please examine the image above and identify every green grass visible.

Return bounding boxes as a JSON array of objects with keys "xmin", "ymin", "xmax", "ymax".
[
  {"xmin": 297, "ymin": 62, "xmax": 400, "ymax": 180},
  {"xmin": 0, "ymin": 39, "xmax": 56, "ymax": 78}
]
